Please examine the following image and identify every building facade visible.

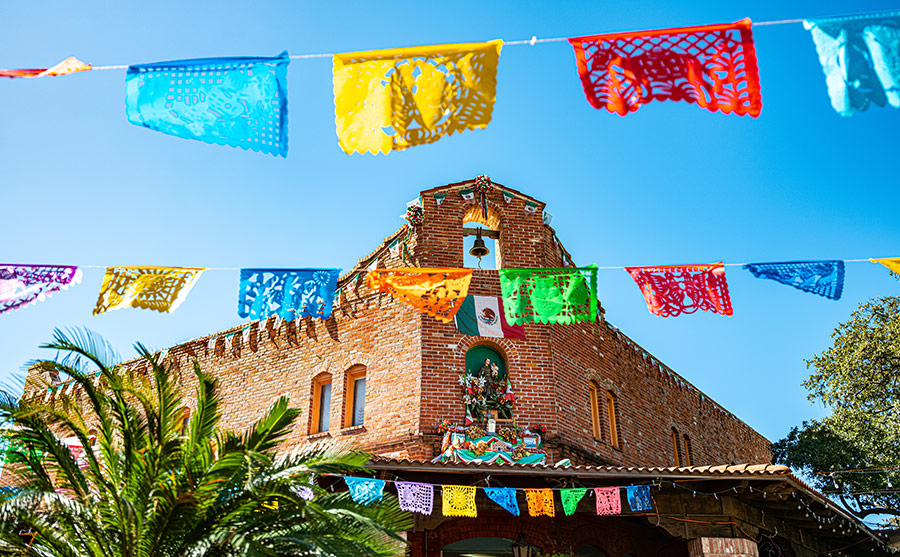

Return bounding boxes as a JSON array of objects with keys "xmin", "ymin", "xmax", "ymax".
[{"xmin": 17, "ymin": 180, "xmax": 887, "ymax": 556}]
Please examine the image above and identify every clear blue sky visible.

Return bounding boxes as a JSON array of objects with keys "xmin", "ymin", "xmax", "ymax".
[{"xmin": 2, "ymin": 1, "xmax": 898, "ymax": 448}]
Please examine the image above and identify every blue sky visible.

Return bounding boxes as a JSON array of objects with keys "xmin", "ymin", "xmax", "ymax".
[{"xmin": 1, "ymin": 0, "xmax": 898, "ymax": 450}]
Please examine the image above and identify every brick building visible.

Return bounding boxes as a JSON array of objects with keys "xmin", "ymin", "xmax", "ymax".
[{"xmin": 18, "ymin": 180, "xmax": 887, "ymax": 555}]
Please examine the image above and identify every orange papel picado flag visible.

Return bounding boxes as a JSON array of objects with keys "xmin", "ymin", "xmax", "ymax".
[
  {"xmin": 525, "ymin": 488, "xmax": 555, "ymax": 517},
  {"xmin": 365, "ymin": 268, "xmax": 472, "ymax": 323},
  {"xmin": 94, "ymin": 266, "xmax": 205, "ymax": 315},
  {"xmin": 333, "ymin": 40, "xmax": 502, "ymax": 154}
]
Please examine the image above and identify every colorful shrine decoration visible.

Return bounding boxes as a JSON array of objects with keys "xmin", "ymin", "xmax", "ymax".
[
  {"xmin": 625, "ymin": 263, "xmax": 732, "ymax": 318},
  {"xmin": 0, "ymin": 57, "xmax": 92, "ymax": 79},
  {"xmin": 237, "ymin": 268, "xmax": 341, "ymax": 321},
  {"xmin": 484, "ymin": 487, "xmax": 520, "ymax": 515},
  {"xmin": 343, "ymin": 476, "xmax": 386, "ymax": 505},
  {"xmin": 125, "ymin": 52, "xmax": 289, "ymax": 157},
  {"xmin": 333, "ymin": 41, "xmax": 503, "ymax": 155},
  {"xmin": 626, "ymin": 485, "xmax": 653, "ymax": 511},
  {"xmin": 365, "ymin": 268, "xmax": 473, "ymax": 323},
  {"xmin": 454, "ymin": 295, "xmax": 526, "ymax": 339},
  {"xmin": 93, "ymin": 266, "xmax": 205, "ymax": 315},
  {"xmin": 473, "ymin": 174, "xmax": 493, "ymax": 218},
  {"xmin": 442, "ymin": 485, "xmax": 477, "ymax": 517},
  {"xmin": 0, "ymin": 265, "xmax": 81, "ymax": 315},
  {"xmin": 433, "ymin": 425, "xmax": 545, "ymax": 465},
  {"xmin": 594, "ymin": 486, "xmax": 622, "ymax": 515},
  {"xmin": 743, "ymin": 260, "xmax": 845, "ymax": 300},
  {"xmin": 525, "ymin": 488, "xmax": 556, "ymax": 517},
  {"xmin": 560, "ymin": 488, "xmax": 588, "ymax": 516},
  {"xmin": 569, "ymin": 19, "xmax": 762, "ymax": 117},
  {"xmin": 804, "ymin": 12, "xmax": 900, "ymax": 116},
  {"xmin": 498, "ymin": 266, "xmax": 598, "ymax": 325},
  {"xmin": 396, "ymin": 481, "xmax": 434, "ymax": 515},
  {"xmin": 871, "ymin": 257, "xmax": 900, "ymax": 277}
]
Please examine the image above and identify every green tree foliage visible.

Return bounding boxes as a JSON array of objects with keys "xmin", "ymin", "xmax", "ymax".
[
  {"xmin": 0, "ymin": 328, "xmax": 411, "ymax": 555},
  {"xmin": 773, "ymin": 296, "xmax": 900, "ymax": 519}
]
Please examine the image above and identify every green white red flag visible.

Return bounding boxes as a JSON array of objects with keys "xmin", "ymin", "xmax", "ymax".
[{"xmin": 454, "ymin": 295, "xmax": 525, "ymax": 339}]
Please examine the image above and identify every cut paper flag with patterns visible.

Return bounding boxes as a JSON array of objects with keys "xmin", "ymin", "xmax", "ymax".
[
  {"xmin": 333, "ymin": 40, "xmax": 503, "ymax": 155},
  {"xmin": 498, "ymin": 266, "xmax": 598, "ymax": 325},
  {"xmin": 625, "ymin": 485, "xmax": 653, "ymax": 512},
  {"xmin": 343, "ymin": 477, "xmax": 385, "ymax": 505},
  {"xmin": 625, "ymin": 263, "xmax": 732, "ymax": 318},
  {"xmin": 396, "ymin": 481, "xmax": 433, "ymax": 515},
  {"xmin": 238, "ymin": 269, "xmax": 341, "ymax": 321},
  {"xmin": 743, "ymin": 261, "xmax": 845, "ymax": 300},
  {"xmin": 804, "ymin": 12, "xmax": 900, "ymax": 116},
  {"xmin": 560, "ymin": 488, "xmax": 588, "ymax": 516},
  {"xmin": 524, "ymin": 488, "xmax": 555, "ymax": 517},
  {"xmin": 0, "ymin": 57, "xmax": 91, "ymax": 78},
  {"xmin": 594, "ymin": 487, "xmax": 622, "ymax": 515},
  {"xmin": 569, "ymin": 19, "xmax": 762, "ymax": 117},
  {"xmin": 94, "ymin": 267, "xmax": 204, "ymax": 315},
  {"xmin": 871, "ymin": 257, "xmax": 900, "ymax": 277},
  {"xmin": 0, "ymin": 265, "xmax": 81, "ymax": 315},
  {"xmin": 126, "ymin": 52, "xmax": 289, "ymax": 157},
  {"xmin": 442, "ymin": 485, "xmax": 477, "ymax": 517},
  {"xmin": 366, "ymin": 268, "xmax": 473, "ymax": 323},
  {"xmin": 484, "ymin": 487, "xmax": 520, "ymax": 516},
  {"xmin": 454, "ymin": 295, "xmax": 526, "ymax": 339}
]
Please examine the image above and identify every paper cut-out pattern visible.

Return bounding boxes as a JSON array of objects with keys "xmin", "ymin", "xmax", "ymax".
[
  {"xmin": 93, "ymin": 267, "xmax": 205, "ymax": 315},
  {"xmin": 126, "ymin": 52, "xmax": 289, "ymax": 157},
  {"xmin": 560, "ymin": 488, "xmax": 587, "ymax": 516},
  {"xmin": 442, "ymin": 485, "xmax": 477, "ymax": 517},
  {"xmin": 625, "ymin": 263, "xmax": 732, "ymax": 318},
  {"xmin": 871, "ymin": 257, "xmax": 900, "ymax": 277},
  {"xmin": 743, "ymin": 261, "xmax": 844, "ymax": 300},
  {"xmin": 396, "ymin": 481, "xmax": 433, "ymax": 515},
  {"xmin": 344, "ymin": 477, "xmax": 385, "ymax": 505},
  {"xmin": 804, "ymin": 12, "xmax": 900, "ymax": 116},
  {"xmin": 594, "ymin": 487, "xmax": 622, "ymax": 515},
  {"xmin": 524, "ymin": 488, "xmax": 555, "ymax": 517},
  {"xmin": 238, "ymin": 268, "xmax": 340, "ymax": 321},
  {"xmin": 0, "ymin": 265, "xmax": 81, "ymax": 315},
  {"xmin": 0, "ymin": 57, "xmax": 91, "ymax": 78},
  {"xmin": 626, "ymin": 485, "xmax": 653, "ymax": 511},
  {"xmin": 333, "ymin": 41, "xmax": 502, "ymax": 154},
  {"xmin": 366, "ymin": 268, "xmax": 473, "ymax": 322},
  {"xmin": 484, "ymin": 487, "xmax": 520, "ymax": 515},
  {"xmin": 498, "ymin": 266, "xmax": 598, "ymax": 325},
  {"xmin": 569, "ymin": 19, "xmax": 761, "ymax": 116}
]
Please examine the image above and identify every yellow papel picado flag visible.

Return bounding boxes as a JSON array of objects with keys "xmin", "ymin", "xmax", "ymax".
[{"xmin": 93, "ymin": 266, "xmax": 205, "ymax": 315}]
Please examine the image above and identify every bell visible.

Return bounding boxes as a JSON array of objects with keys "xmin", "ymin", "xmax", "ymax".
[{"xmin": 468, "ymin": 228, "xmax": 490, "ymax": 259}]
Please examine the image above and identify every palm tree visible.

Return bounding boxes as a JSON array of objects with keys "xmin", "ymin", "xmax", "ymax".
[{"xmin": 0, "ymin": 328, "xmax": 410, "ymax": 556}]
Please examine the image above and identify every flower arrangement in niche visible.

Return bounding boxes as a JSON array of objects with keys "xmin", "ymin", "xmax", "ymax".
[
  {"xmin": 437, "ymin": 420, "xmax": 455, "ymax": 434},
  {"xmin": 511, "ymin": 446, "xmax": 531, "ymax": 461},
  {"xmin": 466, "ymin": 425, "xmax": 486, "ymax": 439},
  {"xmin": 472, "ymin": 440, "xmax": 490, "ymax": 457},
  {"xmin": 530, "ymin": 424, "xmax": 548, "ymax": 436}
]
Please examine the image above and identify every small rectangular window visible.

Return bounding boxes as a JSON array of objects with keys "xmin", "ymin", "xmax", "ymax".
[
  {"xmin": 672, "ymin": 428, "xmax": 681, "ymax": 466},
  {"xmin": 606, "ymin": 391, "xmax": 619, "ymax": 448},
  {"xmin": 312, "ymin": 376, "xmax": 332, "ymax": 434},
  {"xmin": 352, "ymin": 376, "xmax": 366, "ymax": 426},
  {"xmin": 683, "ymin": 434, "xmax": 693, "ymax": 466},
  {"xmin": 589, "ymin": 383, "xmax": 602, "ymax": 438}
]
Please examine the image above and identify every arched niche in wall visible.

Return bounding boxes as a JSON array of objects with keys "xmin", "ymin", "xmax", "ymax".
[
  {"xmin": 462, "ymin": 203, "xmax": 503, "ymax": 269},
  {"xmin": 463, "ymin": 344, "xmax": 512, "ymax": 422}
]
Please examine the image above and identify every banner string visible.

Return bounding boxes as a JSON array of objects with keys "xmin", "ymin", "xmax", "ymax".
[
  {"xmin": 79, "ymin": 8, "xmax": 894, "ymax": 72},
  {"xmin": 66, "ymin": 258, "xmax": 882, "ymax": 272}
]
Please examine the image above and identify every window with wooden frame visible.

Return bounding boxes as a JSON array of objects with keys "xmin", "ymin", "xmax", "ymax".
[
  {"xmin": 312, "ymin": 374, "xmax": 333, "ymax": 433},
  {"xmin": 179, "ymin": 407, "xmax": 191, "ymax": 435},
  {"xmin": 605, "ymin": 390, "xmax": 619, "ymax": 448},
  {"xmin": 344, "ymin": 366, "xmax": 367, "ymax": 428},
  {"xmin": 671, "ymin": 427, "xmax": 682, "ymax": 466},
  {"xmin": 683, "ymin": 434, "xmax": 693, "ymax": 466},
  {"xmin": 589, "ymin": 382, "xmax": 602, "ymax": 439}
]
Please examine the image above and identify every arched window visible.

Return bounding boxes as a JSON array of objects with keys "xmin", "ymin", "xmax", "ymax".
[
  {"xmin": 312, "ymin": 373, "xmax": 333, "ymax": 433},
  {"xmin": 589, "ymin": 382, "xmax": 602, "ymax": 439},
  {"xmin": 606, "ymin": 390, "xmax": 619, "ymax": 448},
  {"xmin": 671, "ymin": 427, "xmax": 682, "ymax": 466},
  {"xmin": 344, "ymin": 366, "xmax": 366, "ymax": 427},
  {"xmin": 463, "ymin": 345, "xmax": 511, "ymax": 422},
  {"xmin": 683, "ymin": 434, "xmax": 693, "ymax": 466}
]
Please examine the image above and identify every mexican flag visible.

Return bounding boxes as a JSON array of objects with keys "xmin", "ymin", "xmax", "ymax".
[{"xmin": 454, "ymin": 296, "xmax": 525, "ymax": 339}]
